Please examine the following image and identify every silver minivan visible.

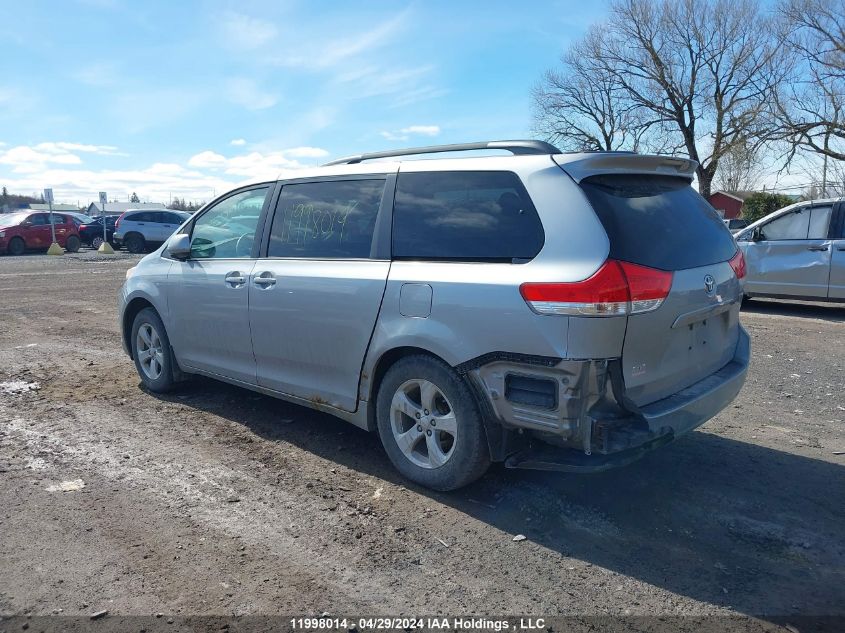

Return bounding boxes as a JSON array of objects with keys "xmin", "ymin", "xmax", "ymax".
[
  {"xmin": 119, "ymin": 141, "xmax": 749, "ymax": 490},
  {"xmin": 735, "ymin": 198, "xmax": 845, "ymax": 301}
]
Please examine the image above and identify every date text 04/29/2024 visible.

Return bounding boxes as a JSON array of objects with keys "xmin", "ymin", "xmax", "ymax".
[{"xmin": 290, "ymin": 618, "xmax": 547, "ymax": 631}]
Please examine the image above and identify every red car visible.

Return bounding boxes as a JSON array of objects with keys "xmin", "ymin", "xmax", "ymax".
[{"xmin": 0, "ymin": 211, "xmax": 82, "ymax": 255}]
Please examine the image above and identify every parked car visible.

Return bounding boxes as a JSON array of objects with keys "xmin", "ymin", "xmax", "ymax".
[
  {"xmin": 79, "ymin": 215, "xmax": 119, "ymax": 249},
  {"xmin": 735, "ymin": 198, "xmax": 845, "ymax": 302},
  {"xmin": 0, "ymin": 211, "xmax": 81, "ymax": 255},
  {"xmin": 723, "ymin": 218, "xmax": 748, "ymax": 231},
  {"xmin": 119, "ymin": 140, "xmax": 749, "ymax": 491},
  {"xmin": 113, "ymin": 209, "xmax": 190, "ymax": 253},
  {"xmin": 65, "ymin": 211, "xmax": 96, "ymax": 227}
]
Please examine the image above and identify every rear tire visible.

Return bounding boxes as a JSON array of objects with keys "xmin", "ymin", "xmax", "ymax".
[
  {"xmin": 8, "ymin": 237, "xmax": 25, "ymax": 256},
  {"xmin": 376, "ymin": 355, "xmax": 490, "ymax": 491},
  {"xmin": 131, "ymin": 308, "xmax": 176, "ymax": 393},
  {"xmin": 65, "ymin": 235, "xmax": 80, "ymax": 253},
  {"xmin": 91, "ymin": 236, "xmax": 104, "ymax": 249},
  {"xmin": 125, "ymin": 233, "xmax": 146, "ymax": 254}
]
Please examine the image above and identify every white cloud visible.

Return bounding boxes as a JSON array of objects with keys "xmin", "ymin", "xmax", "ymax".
[
  {"xmin": 283, "ymin": 146, "xmax": 329, "ymax": 159},
  {"xmin": 0, "ymin": 145, "xmax": 83, "ymax": 173},
  {"xmin": 187, "ymin": 150, "xmax": 227, "ymax": 168},
  {"xmin": 230, "ymin": 138, "xmax": 247, "ymax": 146},
  {"xmin": 401, "ymin": 125, "xmax": 440, "ymax": 136},
  {"xmin": 226, "ymin": 78, "xmax": 278, "ymax": 111},
  {"xmin": 259, "ymin": 11, "xmax": 409, "ymax": 71},
  {"xmin": 335, "ymin": 64, "xmax": 437, "ymax": 101},
  {"xmin": 187, "ymin": 147, "xmax": 329, "ymax": 179},
  {"xmin": 1, "ymin": 162, "xmax": 232, "ymax": 205},
  {"xmin": 34, "ymin": 142, "xmax": 121, "ymax": 155},
  {"xmin": 380, "ymin": 125, "xmax": 441, "ymax": 142},
  {"xmin": 217, "ymin": 12, "xmax": 278, "ymax": 51},
  {"xmin": 1, "ymin": 144, "xmax": 329, "ymax": 205}
]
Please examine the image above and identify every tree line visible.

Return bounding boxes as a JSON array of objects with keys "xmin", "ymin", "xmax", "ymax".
[
  {"xmin": 533, "ymin": 0, "xmax": 844, "ymax": 198},
  {"xmin": 167, "ymin": 197, "xmax": 206, "ymax": 213}
]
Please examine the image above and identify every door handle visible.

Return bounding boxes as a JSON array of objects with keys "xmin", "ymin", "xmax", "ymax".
[
  {"xmin": 807, "ymin": 245, "xmax": 828, "ymax": 251},
  {"xmin": 224, "ymin": 272, "xmax": 246, "ymax": 287},
  {"xmin": 253, "ymin": 272, "xmax": 276, "ymax": 288},
  {"xmin": 837, "ymin": 246, "xmax": 845, "ymax": 251}
]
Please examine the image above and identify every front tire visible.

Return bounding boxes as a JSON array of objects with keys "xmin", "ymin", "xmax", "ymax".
[
  {"xmin": 376, "ymin": 355, "xmax": 490, "ymax": 491},
  {"xmin": 8, "ymin": 237, "xmax": 25, "ymax": 256},
  {"xmin": 131, "ymin": 308, "xmax": 176, "ymax": 393}
]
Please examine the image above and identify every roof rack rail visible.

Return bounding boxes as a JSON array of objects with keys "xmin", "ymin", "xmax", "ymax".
[{"xmin": 323, "ymin": 140, "xmax": 562, "ymax": 166}]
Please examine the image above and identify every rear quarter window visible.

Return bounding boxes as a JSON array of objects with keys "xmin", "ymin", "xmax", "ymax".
[
  {"xmin": 392, "ymin": 171, "xmax": 544, "ymax": 262},
  {"xmin": 579, "ymin": 175, "xmax": 737, "ymax": 271}
]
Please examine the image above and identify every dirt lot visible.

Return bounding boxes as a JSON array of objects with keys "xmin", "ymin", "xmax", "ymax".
[{"xmin": 0, "ymin": 253, "xmax": 843, "ymax": 629}]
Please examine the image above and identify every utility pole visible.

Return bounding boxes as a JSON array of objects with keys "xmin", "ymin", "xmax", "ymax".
[{"xmin": 821, "ymin": 131, "xmax": 830, "ymax": 198}]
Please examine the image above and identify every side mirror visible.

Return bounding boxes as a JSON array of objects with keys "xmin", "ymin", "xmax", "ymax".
[
  {"xmin": 751, "ymin": 227, "xmax": 764, "ymax": 242},
  {"xmin": 167, "ymin": 234, "xmax": 191, "ymax": 260}
]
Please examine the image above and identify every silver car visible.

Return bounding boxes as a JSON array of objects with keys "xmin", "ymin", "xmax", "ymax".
[
  {"xmin": 113, "ymin": 209, "xmax": 191, "ymax": 253},
  {"xmin": 735, "ymin": 198, "xmax": 845, "ymax": 301},
  {"xmin": 119, "ymin": 140, "xmax": 749, "ymax": 490}
]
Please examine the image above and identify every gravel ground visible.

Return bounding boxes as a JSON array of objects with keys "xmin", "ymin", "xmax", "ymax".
[{"xmin": 0, "ymin": 254, "xmax": 843, "ymax": 630}]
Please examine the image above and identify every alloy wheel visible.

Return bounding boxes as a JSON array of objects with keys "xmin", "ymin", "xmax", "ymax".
[
  {"xmin": 136, "ymin": 323, "xmax": 165, "ymax": 380},
  {"xmin": 389, "ymin": 379, "xmax": 457, "ymax": 469}
]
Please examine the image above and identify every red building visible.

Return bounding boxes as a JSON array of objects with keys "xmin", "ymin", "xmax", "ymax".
[{"xmin": 707, "ymin": 190, "xmax": 756, "ymax": 219}]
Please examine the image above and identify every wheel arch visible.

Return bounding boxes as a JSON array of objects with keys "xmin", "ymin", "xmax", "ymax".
[
  {"xmin": 364, "ymin": 346, "xmax": 492, "ymax": 443},
  {"xmin": 8, "ymin": 235, "xmax": 26, "ymax": 252},
  {"xmin": 122, "ymin": 297, "xmax": 156, "ymax": 360}
]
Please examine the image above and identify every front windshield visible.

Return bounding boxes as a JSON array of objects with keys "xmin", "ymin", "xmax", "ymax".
[{"xmin": 0, "ymin": 212, "xmax": 28, "ymax": 227}]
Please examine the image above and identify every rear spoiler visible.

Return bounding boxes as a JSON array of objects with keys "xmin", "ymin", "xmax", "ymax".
[{"xmin": 553, "ymin": 153, "xmax": 697, "ymax": 183}]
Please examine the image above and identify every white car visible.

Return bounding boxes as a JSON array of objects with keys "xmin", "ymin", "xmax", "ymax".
[{"xmin": 113, "ymin": 209, "xmax": 191, "ymax": 253}]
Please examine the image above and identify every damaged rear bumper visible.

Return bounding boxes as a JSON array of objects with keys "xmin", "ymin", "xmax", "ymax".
[{"xmin": 467, "ymin": 327, "xmax": 750, "ymax": 472}]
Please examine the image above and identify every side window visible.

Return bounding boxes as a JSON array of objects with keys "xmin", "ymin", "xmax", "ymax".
[
  {"xmin": 128, "ymin": 212, "xmax": 148, "ymax": 223},
  {"xmin": 268, "ymin": 179, "xmax": 385, "ymax": 259},
  {"xmin": 29, "ymin": 214, "xmax": 48, "ymax": 226},
  {"xmin": 190, "ymin": 187, "xmax": 269, "ymax": 259},
  {"xmin": 392, "ymin": 171, "xmax": 545, "ymax": 261},
  {"xmin": 808, "ymin": 206, "xmax": 832, "ymax": 239},
  {"xmin": 166, "ymin": 212, "xmax": 186, "ymax": 225},
  {"xmin": 761, "ymin": 209, "xmax": 810, "ymax": 240}
]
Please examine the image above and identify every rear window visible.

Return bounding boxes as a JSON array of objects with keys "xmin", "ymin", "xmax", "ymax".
[
  {"xmin": 392, "ymin": 171, "xmax": 544, "ymax": 262},
  {"xmin": 580, "ymin": 175, "xmax": 737, "ymax": 271}
]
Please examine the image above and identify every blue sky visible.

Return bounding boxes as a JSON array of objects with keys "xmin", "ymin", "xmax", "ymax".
[{"xmin": 0, "ymin": 0, "xmax": 604, "ymax": 205}]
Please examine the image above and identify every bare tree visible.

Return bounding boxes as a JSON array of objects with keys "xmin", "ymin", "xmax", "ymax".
[
  {"xmin": 714, "ymin": 140, "xmax": 763, "ymax": 191},
  {"xmin": 537, "ymin": 0, "xmax": 785, "ymax": 196},
  {"xmin": 773, "ymin": 0, "xmax": 845, "ymax": 162},
  {"xmin": 533, "ymin": 28, "xmax": 663, "ymax": 151}
]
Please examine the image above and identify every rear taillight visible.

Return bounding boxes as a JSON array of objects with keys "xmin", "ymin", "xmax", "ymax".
[
  {"xmin": 728, "ymin": 249, "xmax": 746, "ymax": 280},
  {"xmin": 115, "ymin": 213, "xmax": 125, "ymax": 229},
  {"xmin": 520, "ymin": 260, "xmax": 673, "ymax": 317}
]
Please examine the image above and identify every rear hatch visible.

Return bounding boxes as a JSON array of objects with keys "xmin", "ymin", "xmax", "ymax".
[{"xmin": 560, "ymin": 161, "xmax": 743, "ymax": 407}]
